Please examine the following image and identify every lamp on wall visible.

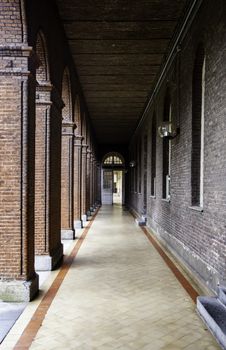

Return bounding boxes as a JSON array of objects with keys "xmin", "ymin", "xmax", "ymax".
[
  {"xmin": 129, "ymin": 160, "xmax": 136, "ymax": 168},
  {"xmin": 158, "ymin": 121, "xmax": 180, "ymax": 139}
]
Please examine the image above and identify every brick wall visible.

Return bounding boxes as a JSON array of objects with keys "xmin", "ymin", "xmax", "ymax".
[{"xmin": 129, "ymin": 0, "xmax": 226, "ymax": 292}]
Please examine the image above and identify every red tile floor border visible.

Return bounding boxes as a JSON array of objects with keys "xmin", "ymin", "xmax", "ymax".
[
  {"xmin": 139, "ymin": 225, "xmax": 199, "ymax": 303},
  {"xmin": 14, "ymin": 208, "xmax": 100, "ymax": 350}
]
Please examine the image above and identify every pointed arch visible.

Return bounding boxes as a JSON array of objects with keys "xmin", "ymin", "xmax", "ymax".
[
  {"xmin": 62, "ymin": 67, "xmax": 72, "ymax": 121},
  {"xmin": 36, "ymin": 30, "xmax": 50, "ymax": 82}
]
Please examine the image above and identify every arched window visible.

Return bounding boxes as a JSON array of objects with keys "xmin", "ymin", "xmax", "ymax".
[
  {"xmin": 103, "ymin": 154, "xmax": 124, "ymax": 166},
  {"xmin": 191, "ymin": 45, "xmax": 205, "ymax": 207},
  {"xmin": 151, "ymin": 113, "xmax": 156, "ymax": 196},
  {"xmin": 162, "ymin": 91, "xmax": 171, "ymax": 200}
]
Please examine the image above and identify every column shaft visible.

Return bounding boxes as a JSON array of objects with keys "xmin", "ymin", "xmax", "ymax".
[
  {"xmin": 61, "ymin": 121, "xmax": 75, "ymax": 239},
  {"xmin": 74, "ymin": 135, "xmax": 83, "ymax": 228}
]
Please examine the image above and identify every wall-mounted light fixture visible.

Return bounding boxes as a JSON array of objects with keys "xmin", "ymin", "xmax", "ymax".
[
  {"xmin": 158, "ymin": 121, "xmax": 180, "ymax": 139},
  {"xmin": 129, "ymin": 160, "xmax": 136, "ymax": 168}
]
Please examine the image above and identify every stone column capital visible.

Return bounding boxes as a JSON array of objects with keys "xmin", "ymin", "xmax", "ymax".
[
  {"xmin": 62, "ymin": 121, "xmax": 76, "ymax": 136},
  {"xmin": 74, "ymin": 135, "xmax": 83, "ymax": 147},
  {"xmin": 82, "ymin": 144, "xmax": 89, "ymax": 154},
  {"xmin": 74, "ymin": 134, "xmax": 84, "ymax": 141},
  {"xmin": 36, "ymin": 81, "xmax": 53, "ymax": 106}
]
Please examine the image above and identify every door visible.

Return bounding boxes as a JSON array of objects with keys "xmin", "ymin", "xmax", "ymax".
[{"xmin": 101, "ymin": 169, "xmax": 113, "ymax": 204}]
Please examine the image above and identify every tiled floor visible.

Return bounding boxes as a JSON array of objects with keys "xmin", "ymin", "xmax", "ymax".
[{"xmin": 2, "ymin": 205, "xmax": 220, "ymax": 349}]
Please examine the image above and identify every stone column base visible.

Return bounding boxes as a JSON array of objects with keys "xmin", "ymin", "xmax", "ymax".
[
  {"xmin": 61, "ymin": 229, "xmax": 75, "ymax": 240},
  {"xmin": 35, "ymin": 243, "xmax": 63, "ymax": 271},
  {"xmin": 0, "ymin": 273, "xmax": 39, "ymax": 302},
  {"xmin": 74, "ymin": 220, "xmax": 83, "ymax": 229},
  {"xmin": 82, "ymin": 214, "xmax": 88, "ymax": 225}
]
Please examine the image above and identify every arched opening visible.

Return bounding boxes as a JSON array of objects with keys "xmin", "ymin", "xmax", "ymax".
[
  {"xmin": 34, "ymin": 30, "xmax": 52, "ymax": 270},
  {"xmin": 61, "ymin": 67, "xmax": 75, "ymax": 239},
  {"xmin": 101, "ymin": 152, "xmax": 125, "ymax": 205}
]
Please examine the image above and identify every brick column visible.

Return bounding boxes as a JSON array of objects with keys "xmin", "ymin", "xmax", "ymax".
[
  {"xmin": 97, "ymin": 162, "xmax": 102, "ymax": 205},
  {"xmin": 89, "ymin": 153, "xmax": 94, "ymax": 212},
  {"xmin": 74, "ymin": 135, "xmax": 83, "ymax": 229},
  {"xmin": 93, "ymin": 160, "xmax": 97, "ymax": 207},
  {"xmin": 81, "ymin": 144, "xmax": 88, "ymax": 224},
  {"xmin": 93, "ymin": 160, "xmax": 98, "ymax": 207},
  {"xmin": 86, "ymin": 149, "xmax": 91, "ymax": 216},
  {"xmin": 34, "ymin": 86, "xmax": 63, "ymax": 271},
  {"xmin": 0, "ymin": 45, "xmax": 38, "ymax": 301},
  {"xmin": 61, "ymin": 121, "xmax": 76, "ymax": 239}
]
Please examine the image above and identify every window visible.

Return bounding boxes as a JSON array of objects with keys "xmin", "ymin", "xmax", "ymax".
[
  {"xmin": 151, "ymin": 114, "xmax": 156, "ymax": 196},
  {"xmin": 162, "ymin": 92, "xmax": 171, "ymax": 200},
  {"xmin": 103, "ymin": 171, "xmax": 112, "ymax": 189},
  {"xmin": 104, "ymin": 155, "xmax": 123, "ymax": 165},
  {"xmin": 191, "ymin": 45, "xmax": 205, "ymax": 207}
]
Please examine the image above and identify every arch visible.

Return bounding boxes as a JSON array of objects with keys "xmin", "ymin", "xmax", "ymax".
[
  {"xmin": 35, "ymin": 30, "xmax": 50, "ymax": 82},
  {"xmin": 62, "ymin": 67, "xmax": 72, "ymax": 121},
  {"xmin": 191, "ymin": 44, "xmax": 206, "ymax": 207},
  {"xmin": 74, "ymin": 96, "xmax": 81, "ymax": 134},
  {"xmin": 102, "ymin": 152, "xmax": 125, "ymax": 167}
]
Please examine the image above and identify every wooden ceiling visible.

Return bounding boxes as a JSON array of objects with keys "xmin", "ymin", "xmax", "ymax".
[{"xmin": 56, "ymin": 0, "xmax": 189, "ymax": 144}]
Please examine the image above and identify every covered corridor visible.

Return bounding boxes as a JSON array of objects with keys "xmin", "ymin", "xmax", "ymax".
[
  {"xmin": 2, "ymin": 206, "xmax": 219, "ymax": 349},
  {"xmin": 0, "ymin": 0, "xmax": 226, "ymax": 348}
]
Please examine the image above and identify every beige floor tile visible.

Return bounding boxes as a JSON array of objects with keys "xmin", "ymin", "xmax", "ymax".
[{"xmin": 3, "ymin": 205, "xmax": 221, "ymax": 350}]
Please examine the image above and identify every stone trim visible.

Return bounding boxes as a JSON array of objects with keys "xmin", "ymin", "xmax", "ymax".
[{"xmin": 0, "ymin": 273, "xmax": 39, "ymax": 302}]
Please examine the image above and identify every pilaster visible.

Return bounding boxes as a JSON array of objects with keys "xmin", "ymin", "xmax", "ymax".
[{"xmin": 0, "ymin": 44, "xmax": 38, "ymax": 300}]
